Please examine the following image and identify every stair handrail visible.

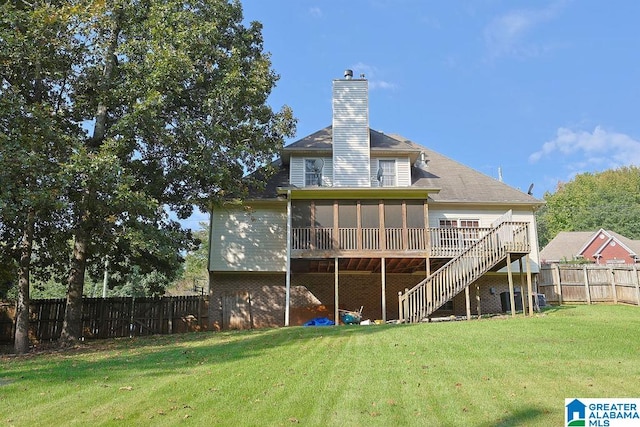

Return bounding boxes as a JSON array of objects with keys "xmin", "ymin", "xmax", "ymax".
[{"xmin": 399, "ymin": 221, "xmax": 529, "ymax": 322}]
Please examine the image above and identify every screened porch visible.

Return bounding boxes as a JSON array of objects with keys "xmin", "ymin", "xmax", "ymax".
[{"xmin": 289, "ymin": 199, "xmax": 493, "ymax": 257}]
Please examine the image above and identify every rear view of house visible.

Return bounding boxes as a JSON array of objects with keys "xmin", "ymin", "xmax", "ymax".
[{"xmin": 209, "ymin": 70, "xmax": 543, "ymax": 329}]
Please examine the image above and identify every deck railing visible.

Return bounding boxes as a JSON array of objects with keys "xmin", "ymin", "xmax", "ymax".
[
  {"xmin": 398, "ymin": 222, "xmax": 530, "ymax": 322},
  {"xmin": 291, "ymin": 226, "xmax": 503, "ymax": 254}
]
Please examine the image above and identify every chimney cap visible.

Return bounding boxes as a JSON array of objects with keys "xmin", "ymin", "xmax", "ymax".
[{"xmin": 344, "ymin": 69, "xmax": 353, "ymax": 79}]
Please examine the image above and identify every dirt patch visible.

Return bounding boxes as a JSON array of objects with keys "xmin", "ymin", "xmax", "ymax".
[{"xmin": 0, "ymin": 377, "xmax": 15, "ymax": 387}]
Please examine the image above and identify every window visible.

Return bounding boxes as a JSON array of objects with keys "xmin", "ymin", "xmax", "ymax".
[
  {"xmin": 377, "ymin": 159, "xmax": 396, "ymax": 187},
  {"xmin": 439, "ymin": 219, "xmax": 479, "ymax": 228},
  {"xmin": 438, "ymin": 219, "xmax": 480, "ymax": 248},
  {"xmin": 305, "ymin": 159, "xmax": 323, "ymax": 186}
]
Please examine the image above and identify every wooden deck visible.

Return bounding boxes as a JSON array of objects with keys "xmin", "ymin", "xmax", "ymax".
[{"xmin": 291, "ymin": 226, "xmax": 495, "ymax": 258}]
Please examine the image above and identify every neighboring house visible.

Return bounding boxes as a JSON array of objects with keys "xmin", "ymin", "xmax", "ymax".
[
  {"xmin": 540, "ymin": 229, "xmax": 640, "ymax": 265},
  {"xmin": 209, "ymin": 70, "xmax": 543, "ymax": 329}
]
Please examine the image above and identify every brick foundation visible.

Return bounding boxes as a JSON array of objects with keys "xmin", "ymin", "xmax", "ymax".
[{"xmin": 209, "ymin": 271, "xmax": 537, "ymax": 329}]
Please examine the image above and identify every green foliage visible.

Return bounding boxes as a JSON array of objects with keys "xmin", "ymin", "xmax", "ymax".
[
  {"xmin": 1, "ymin": 1, "xmax": 296, "ymax": 328},
  {"xmin": 183, "ymin": 222, "xmax": 210, "ymax": 281},
  {"xmin": 537, "ymin": 166, "xmax": 640, "ymax": 246}
]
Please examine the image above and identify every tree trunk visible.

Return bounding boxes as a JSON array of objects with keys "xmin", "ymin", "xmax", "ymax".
[
  {"xmin": 14, "ymin": 208, "xmax": 35, "ymax": 354},
  {"xmin": 60, "ymin": 229, "xmax": 88, "ymax": 344},
  {"xmin": 60, "ymin": 11, "xmax": 121, "ymax": 345}
]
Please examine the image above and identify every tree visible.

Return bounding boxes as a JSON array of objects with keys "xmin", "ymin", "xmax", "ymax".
[
  {"xmin": 0, "ymin": 1, "xmax": 82, "ymax": 353},
  {"xmin": 172, "ymin": 222, "xmax": 210, "ymax": 294},
  {"xmin": 2, "ymin": 0, "xmax": 295, "ymax": 346},
  {"xmin": 536, "ymin": 167, "xmax": 640, "ymax": 247},
  {"xmin": 55, "ymin": 0, "xmax": 295, "ymax": 342}
]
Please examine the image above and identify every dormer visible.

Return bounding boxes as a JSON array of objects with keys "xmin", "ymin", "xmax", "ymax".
[{"xmin": 280, "ymin": 70, "xmax": 426, "ymax": 190}]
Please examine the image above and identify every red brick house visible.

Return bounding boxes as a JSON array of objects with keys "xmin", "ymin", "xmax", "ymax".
[{"xmin": 540, "ymin": 229, "xmax": 640, "ymax": 265}]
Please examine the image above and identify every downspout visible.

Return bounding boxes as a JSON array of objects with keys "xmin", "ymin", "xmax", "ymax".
[{"xmin": 285, "ymin": 190, "xmax": 292, "ymax": 326}]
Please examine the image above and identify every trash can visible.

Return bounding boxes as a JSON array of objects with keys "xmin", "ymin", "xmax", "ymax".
[{"xmin": 500, "ymin": 291, "xmax": 523, "ymax": 312}]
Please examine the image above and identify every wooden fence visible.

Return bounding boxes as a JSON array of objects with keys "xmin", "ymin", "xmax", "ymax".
[
  {"xmin": 538, "ymin": 264, "xmax": 640, "ymax": 306},
  {"xmin": 0, "ymin": 296, "xmax": 209, "ymax": 344}
]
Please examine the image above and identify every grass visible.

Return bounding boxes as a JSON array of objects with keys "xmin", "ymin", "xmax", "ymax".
[{"xmin": 1, "ymin": 305, "xmax": 639, "ymax": 426}]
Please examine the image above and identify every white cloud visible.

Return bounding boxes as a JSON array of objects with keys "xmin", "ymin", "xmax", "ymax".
[
  {"xmin": 349, "ymin": 62, "xmax": 397, "ymax": 91},
  {"xmin": 484, "ymin": 1, "xmax": 566, "ymax": 59},
  {"xmin": 529, "ymin": 126, "xmax": 640, "ymax": 168},
  {"xmin": 309, "ymin": 7, "xmax": 322, "ymax": 18}
]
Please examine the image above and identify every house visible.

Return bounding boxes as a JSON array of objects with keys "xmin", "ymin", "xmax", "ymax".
[
  {"xmin": 540, "ymin": 229, "xmax": 640, "ymax": 265},
  {"xmin": 208, "ymin": 70, "xmax": 543, "ymax": 329},
  {"xmin": 566, "ymin": 399, "xmax": 586, "ymax": 424}
]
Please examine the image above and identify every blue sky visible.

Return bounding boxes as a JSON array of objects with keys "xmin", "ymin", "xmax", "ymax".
[
  {"xmin": 243, "ymin": 0, "xmax": 640, "ymax": 194},
  {"xmin": 183, "ymin": 0, "xmax": 640, "ymax": 228}
]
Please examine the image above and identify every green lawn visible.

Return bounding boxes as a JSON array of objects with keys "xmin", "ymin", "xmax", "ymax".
[{"xmin": 1, "ymin": 305, "xmax": 639, "ymax": 426}]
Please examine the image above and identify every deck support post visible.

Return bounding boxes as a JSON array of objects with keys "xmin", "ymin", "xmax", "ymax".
[
  {"xmin": 464, "ymin": 286, "xmax": 471, "ymax": 320},
  {"xmin": 334, "ymin": 257, "xmax": 339, "ymax": 325},
  {"xmin": 381, "ymin": 257, "xmax": 387, "ymax": 322},
  {"xmin": 476, "ymin": 283, "xmax": 481, "ymax": 320},
  {"xmin": 507, "ymin": 253, "xmax": 516, "ymax": 318},
  {"xmin": 518, "ymin": 258, "xmax": 526, "ymax": 316},
  {"xmin": 526, "ymin": 254, "xmax": 534, "ymax": 316}
]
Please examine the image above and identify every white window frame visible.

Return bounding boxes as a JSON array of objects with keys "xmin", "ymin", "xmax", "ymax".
[
  {"xmin": 378, "ymin": 159, "xmax": 396, "ymax": 187},
  {"xmin": 305, "ymin": 158, "xmax": 323, "ymax": 187}
]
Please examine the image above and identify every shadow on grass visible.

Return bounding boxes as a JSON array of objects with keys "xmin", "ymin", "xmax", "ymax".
[
  {"xmin": 480, "ymin": 407, "xmax": 549, "ymax": 427},
  {"xmin": 539, "ymin": 304, "xmax": 578, "ymax": 315},
  {"xmin": 1, "ymin": 323, "xmax": 410, "ymax": 383}
]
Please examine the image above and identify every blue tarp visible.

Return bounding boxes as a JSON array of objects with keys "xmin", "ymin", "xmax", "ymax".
[{"xmin": 303, "ymin": 317, "xmax": 335, "ymax": 327}]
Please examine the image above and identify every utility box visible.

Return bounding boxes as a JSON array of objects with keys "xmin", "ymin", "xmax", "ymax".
[{"xmin": 500, "ymin": 291, "xmax": 523, "ymax": 312}]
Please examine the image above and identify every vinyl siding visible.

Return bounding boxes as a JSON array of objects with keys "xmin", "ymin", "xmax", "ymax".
[
  {"xmin": 332, "ymin": 79, "xmax": 370, "ymax": 187},
  {"xmin": 210, "ymin": 205, "xmax": 287, "ymax": 272},
  {"xmin": 290, "ymin": 156, "xmax": 333, "ymax": 187}
]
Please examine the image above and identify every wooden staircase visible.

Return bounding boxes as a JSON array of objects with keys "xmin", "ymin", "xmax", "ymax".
[{"xmin": 398, "ymin": 221, "xmax": 530, "ymax": 323}]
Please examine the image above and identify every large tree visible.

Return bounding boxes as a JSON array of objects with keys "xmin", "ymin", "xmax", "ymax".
[
  {"xmin": 55, "ymin": 0, "xmax": 295, "ymax": 343},
  {"xmin": 0, "ymin": 1, "xmax": 82, "ymax": 353},
  {"xmin": 537, "ymin": 166, "xmax": 640, "ymax": 247},
  {"xmin": 2, "ymin": 0, "xmax": 295, "ymax": 346}
]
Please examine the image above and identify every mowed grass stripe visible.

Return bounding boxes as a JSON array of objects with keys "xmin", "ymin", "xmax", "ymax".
[{"xmin": 1, "ymin": 305, "xmax": 639, "ymax": 426}]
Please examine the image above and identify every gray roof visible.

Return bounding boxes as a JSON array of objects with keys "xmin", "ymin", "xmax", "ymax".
[
  {"xmin": 539, "ymin": 231, "xmax": 596, "ymax": 262},
  {"xmin": 281, "ymin": 126, "xmax": 423, "ymax": 163},
  {"xmin": 250, "ymin": 126, "xmax": 542, "ymax": 205}
]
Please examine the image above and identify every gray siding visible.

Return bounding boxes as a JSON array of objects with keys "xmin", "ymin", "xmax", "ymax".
[
  {"xmin": 210, "ymin": 205, "xmax": 287, "ymax": 272},
  {"xmin": 332, "ymin": 79, "xmax": 370, "ymax": 187},
  {"xmin": 290, "ymin": 156, "xmax": 333, "ymax": 187}
]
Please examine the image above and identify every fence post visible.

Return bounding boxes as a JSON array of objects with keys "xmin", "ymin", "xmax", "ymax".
[
  {"xmin": 168, "ymin": 298, "xmax": 173, "ymax": 334},
  {"xmin": 634, "ymin": 265, "xmax": 640, "ymax": 307},
  {"xmin": 583, "ymin": 265, "xmax": 591, "ymax": 305},
  {"xmin": 553, "ymin": 264, "xmax": 562, "ymax": 305},
  {"xmin": 129, "ymin": 297, "xmax": 135, "ymax": 338},
  {"xmin": 609, "ymin": 267, "xmax": 618, "ymax": 304}
]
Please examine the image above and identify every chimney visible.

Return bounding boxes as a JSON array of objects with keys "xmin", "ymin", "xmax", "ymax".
[{"xmin": 332, "ymin": 70, "xmax": 370, "ymax": 187}]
